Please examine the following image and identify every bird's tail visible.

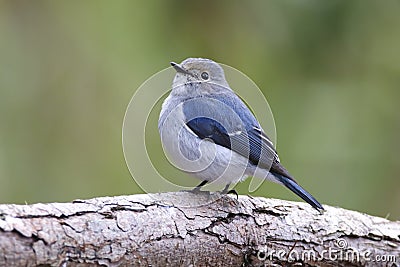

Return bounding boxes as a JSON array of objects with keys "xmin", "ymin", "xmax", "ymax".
[{"xmin": 274, "ymin": 173, "xmax": 324, "ymax": 211}]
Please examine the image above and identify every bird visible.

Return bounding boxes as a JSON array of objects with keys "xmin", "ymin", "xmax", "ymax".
[{"xmin": 158, "ymin": 58, "xmax": 324, "ymax": 211}]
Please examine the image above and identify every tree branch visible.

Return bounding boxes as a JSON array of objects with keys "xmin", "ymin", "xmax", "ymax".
[{"xmin": 0, "ymin": 192, "xmax": 399, "ymax": 266}]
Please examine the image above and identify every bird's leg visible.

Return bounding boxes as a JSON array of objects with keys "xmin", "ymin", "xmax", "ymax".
[
  {"xmin": 221, "ymin": 183, "xmax": 231, "ymax": 194},
  {"xmin": 221, "ymin": 183, "xmax": 239, "ymax": 199},
  {"xmin": 190, "ymin": 180, "xmax": 208, "ymax": 193}
]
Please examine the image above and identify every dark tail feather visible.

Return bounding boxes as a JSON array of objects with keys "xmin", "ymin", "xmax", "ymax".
[{"xmin": 274, "ymin": 173, "xmax": 324, "ymax": 211}]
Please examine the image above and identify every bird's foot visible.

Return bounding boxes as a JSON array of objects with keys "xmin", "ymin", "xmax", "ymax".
[
  {"xmin": 220, "ymin": 184, "xmax": 238, "ymax": 199},
  {"xmin": 226, "ymin": 189, "xmax": 239, "ymax": 199},
  {"xmin": 180, "ymin": 180, "xmax": 210, "ymax": 194}
]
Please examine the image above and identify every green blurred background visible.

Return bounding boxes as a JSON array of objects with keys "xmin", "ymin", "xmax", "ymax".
[{"xmin": 0, "ymin": 1, "xmax": 399, "ymax": 219}]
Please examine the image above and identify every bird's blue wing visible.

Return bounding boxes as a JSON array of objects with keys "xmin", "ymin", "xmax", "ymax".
[
  {"xmin": 183, "ymin": 92, "xmax": 278, "ymax": 168},
  {"xmin": 186, "ymin": 117, "xmax": 277, "ymax": 168},
  {"xmin": 186, "ymin": 117, "xmax": 231, "ymax": 149}
]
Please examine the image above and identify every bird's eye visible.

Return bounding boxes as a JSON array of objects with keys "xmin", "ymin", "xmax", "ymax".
[{"xmin": 201, "ymin": 72, "xmax": 209, "ymax": 80}]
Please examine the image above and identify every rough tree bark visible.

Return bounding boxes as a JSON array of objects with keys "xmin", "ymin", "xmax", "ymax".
[{"xmin": 0, "ymin": 192, "xmax": 399, "ymax": 266}]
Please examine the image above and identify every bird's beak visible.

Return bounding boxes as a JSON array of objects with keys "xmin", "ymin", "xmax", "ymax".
[{"xmin": 170, "ymin": 62, "xmax": 190, "ymax": 75}]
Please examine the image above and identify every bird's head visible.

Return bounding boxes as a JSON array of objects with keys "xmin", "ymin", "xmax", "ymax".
[{"xmin": 170, "ymin": 58, "xmax": 230, "ymax": 95}]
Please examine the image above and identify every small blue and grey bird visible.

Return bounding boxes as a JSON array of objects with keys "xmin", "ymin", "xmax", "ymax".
[{"xmin": 159, "ymin": 58, "xmax": 323, "ymax": 211}]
